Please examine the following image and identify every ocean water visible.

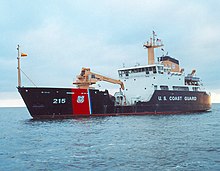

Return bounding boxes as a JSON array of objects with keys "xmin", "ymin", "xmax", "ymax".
[{"xmin": 0, "ymin": 104, "xmax": 219, "ymax": 171}]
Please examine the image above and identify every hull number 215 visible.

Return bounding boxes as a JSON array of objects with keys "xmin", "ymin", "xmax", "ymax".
[{"xmin": 53, "ymin": 98, "xmax": 66, "ymax": 104}]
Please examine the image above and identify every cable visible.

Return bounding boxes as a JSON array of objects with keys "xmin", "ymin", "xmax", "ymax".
[{"xmin": 20, "ymin": 69, "xmax": 37, "ymax": 87}]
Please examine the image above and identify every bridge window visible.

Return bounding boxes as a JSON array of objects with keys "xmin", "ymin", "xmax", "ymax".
[
  {"xmin": 146, "ymin": 67, "xmax": 149, "ymax": 74},
  {"xmin": 119, "ymin": 66, "xmax": 159, "ymax": 76},
  {"xmin": 153, "ymin": 66, "xmax": 157, "ymax": 74},
  {"xmin": 118, "ymin": 71, "xmax": 122, "ymax": 77}
]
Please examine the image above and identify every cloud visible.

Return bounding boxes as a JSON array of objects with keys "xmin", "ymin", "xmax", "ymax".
[
  {"xmin": 1, "ymin": 0, "xmax": 220, "ymax": 106},
  {"xmin": 18, "ymin": 17, "xmax": 148, "ymax": 87},
  {"xmin": 191, "ymin": 25, "xmax": 220, "ymax": 49}
]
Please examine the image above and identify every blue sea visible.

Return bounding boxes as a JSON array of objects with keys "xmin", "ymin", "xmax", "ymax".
[{"xmin": 0, "ymin": 104, "xmax": 219, "ymax": 171}]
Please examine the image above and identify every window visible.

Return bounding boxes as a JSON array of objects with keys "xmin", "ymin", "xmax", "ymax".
[
  {"xmin": 141, "ymin": 68, "xmax": 146, "ymax": 72},
  {"xmin": 192, "ymin": 87, "xmax": 199, "ymax": 91},
  {"xmin": 173, "ymin": 86, "xmax": 189, "ymax": 91},
  {"xmin": 157, "ymin": 66, "xmax": 164, "ymax": 74},
  {"xmin": 118, "ymin": 71, "xmax": 122, "ymax": 77},
  {"xmin": 160, "ymin": 85, "xmax": 169, "ymax": 90},
  {"xmin": 153, "ymin": 66, "xmax": 157, "ymax": 74},
  {"xmin": 146, "ymin": 67, "xmax": 149, "ymax": 74},
  {"xmin": 157, "ymin": 66, "xmax": 163, "ymax": 71}
]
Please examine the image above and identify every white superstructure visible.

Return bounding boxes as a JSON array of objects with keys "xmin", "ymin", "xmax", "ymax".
[{"xmin": 115, "ymin": 32, "xmax": 202, "ymax": 105}]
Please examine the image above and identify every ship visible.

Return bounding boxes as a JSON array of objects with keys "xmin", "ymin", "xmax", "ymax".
[{"xmin": 17, "ymin": 32, "xmax": 211, "ymax": 119}]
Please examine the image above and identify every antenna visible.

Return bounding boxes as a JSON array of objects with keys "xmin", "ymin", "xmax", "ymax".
[
  {"xmin": 143, "ymin": 31, "xmax": 164, "ymax": 65},
  {"xmin": 17, "ymin": 45, "xmax": 21, "ymax": 87}
]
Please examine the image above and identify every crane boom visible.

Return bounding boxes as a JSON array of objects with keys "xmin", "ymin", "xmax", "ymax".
[{"xmin": 73, "ymin": 67, "xmax": 125, "ymax": 90}]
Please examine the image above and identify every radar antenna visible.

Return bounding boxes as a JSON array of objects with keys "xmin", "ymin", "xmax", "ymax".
[{"xmin": 143, "ymin": 31, "xmax": 164, "ymax": 65}]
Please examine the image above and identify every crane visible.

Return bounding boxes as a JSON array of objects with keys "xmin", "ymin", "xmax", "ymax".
[{"xmin": 73, "ymin": 67, "xmax": 125, "ymax": 90}]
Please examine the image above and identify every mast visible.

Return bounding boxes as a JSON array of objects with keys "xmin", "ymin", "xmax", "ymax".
[
  {"xmin": 143, "ymin": 31, "xmax": 164, "ymax": 65},
  {"xmin": 17, "ymin": 45, "xmax": 21, "ymax": 87}
]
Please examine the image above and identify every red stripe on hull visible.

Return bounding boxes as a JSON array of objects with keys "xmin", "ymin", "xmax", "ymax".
[{"xmin": 71, "ymin": 89, "xmax": 90, "ymax": 116}]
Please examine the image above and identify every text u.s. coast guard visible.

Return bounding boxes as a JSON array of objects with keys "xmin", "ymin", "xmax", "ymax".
[{"xmin": 157, "ymin": 96, "xmax": 197, "ymax": 101}]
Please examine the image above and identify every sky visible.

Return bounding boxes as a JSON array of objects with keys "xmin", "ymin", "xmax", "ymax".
[{"xmin": 0, "ymin": 0, "xmax": 220, "ymax": 107}]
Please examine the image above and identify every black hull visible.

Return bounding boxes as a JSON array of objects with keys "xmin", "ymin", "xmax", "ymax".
[{"xmin": 18, "ymin": 87, "xmax": 211, "ymax": 119}]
